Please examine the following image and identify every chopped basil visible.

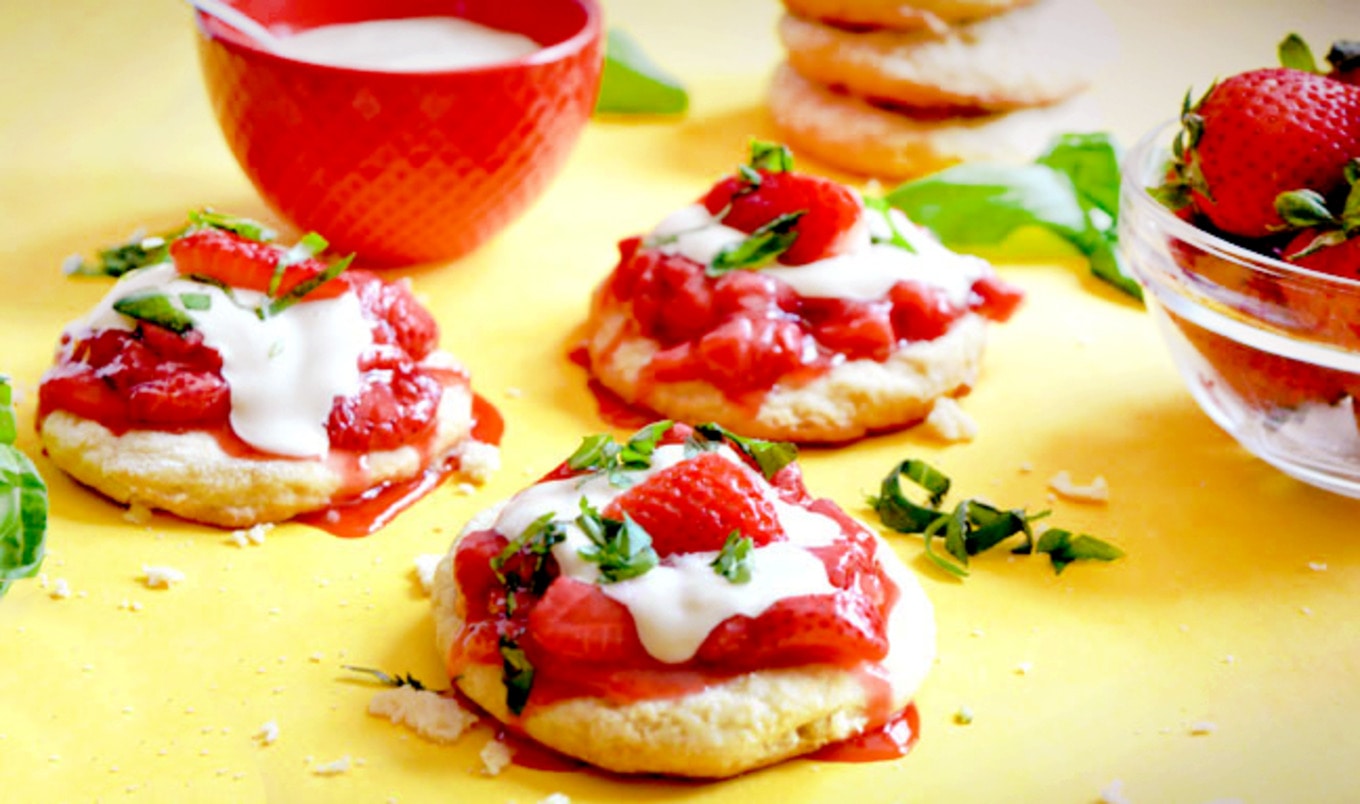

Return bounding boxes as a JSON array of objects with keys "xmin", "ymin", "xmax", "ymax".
[
  {"xmin": 594, "ymin": 27, "xmax": 689, "ymax": 116},
  {"xmin": 0, "ymin": 376, "xmax": 47, "ymax": 599},
  {"xmin": 711, "ymin": 530, "xmax": 754, "ymax": 584},
  {"xmin": 490, "ymin": 511, "xmax": 565, "ymax": 596},
  {"xmin": 1034, "ymin": 529, "xmax": 1125, "ymax": 574},
  {"xmin": 112, "ymin": 291, "xmax": 195, "ymax": 334},
  {"xmin": 264, "ymin": 253, "xmax": 353, "ymax": 318},
  {"xmin": 707, "ymin": 211, "xmax": 804, "ymax": 275},
  {"xmin": 748, "ymin": 141, "xmax": 794, "ymax": 173},
  {"xmin": 64, "ymin": 229, "xmax": 176, "ymax": 279},
  {"xmin": 341, "ymin": 665, "xmax": 429, "ymax": 691},
  {"xmin": 575, "ymin": 498, "xmax": 658, "ymax": 584},
  {"xmin": 863, "ymin": 196, "xmax": 917, "ymax": 253},
  {"xmin": 498, "ymin": 636, "xmax": 535, "ymax": 715},
  {"xmin": 870, "ymin": 458, "xmax": 1119, "ymax": 579},
  {"xmin": 178, "ymin": 292, "xmax": 212, "ymax": 311},
  {"xmin": 566, "ymin": 420, "xmax": 673, "ymax": 488},
  {"xmin": 270, "ymin": 232, "xmax": 330, "ymax": 296},
  {"xmin": 692, "ymin": 422, "xmax": 797, "ymax": 481},
  {"xmin": 187, "ymin": 209, "xmax": 276, "ymax": 242}
]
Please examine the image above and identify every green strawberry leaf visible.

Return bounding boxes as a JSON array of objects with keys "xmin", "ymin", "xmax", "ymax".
[{"xmin": 1278, "ymin": 33, "xmax": 1321, "ymax": 73}]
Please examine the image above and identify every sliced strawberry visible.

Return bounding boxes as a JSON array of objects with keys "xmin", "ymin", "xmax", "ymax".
[
  {"xmin": 169, "ymin": 227, "xmax": 349, "ymax": 301},
  {"xmin": 137, "ymin": 324, "xmax": 224, "ymax": 371},
  {"xmin": 349, "ymin": 271, "xmax": 439, "ymax": 360},
  {"xmin": 126, "ymin": 372, "xmax": 230, "ymax": 425},
  {"xmin": 889, "ymin": 280, "xmax": 962, "ymax": 342},
  {"xmin": 711, "ymin": 270, "xmax": 796, "ymax": 317},
  {"xmin": 326, "ymin": 367, "xmax": 443, "ymax": 452},
  {"xmin": 454, "ymin": 529, "xmax": 511, "ymax": 621},
  {"xmin": 970, "ymin": 274, "xmax": 1025, "ymax": 322},
  {"xmin": 803, "ymin": 298, "xmax": 895, "ymax": 361},
  {"xmin": 37, "ymin": 365, "xmax": 128, "ymax": 427},
  {"xmin": 695, "ymin": 591, "xmax": 888, "ymax": 670},
  {"xmin": 527, "ymin": 577, "xmax": 647, "ymax": 664},
  {"xmin": 691, "ymin": 312, "xmax": 808, "ymax": 393},
  {"xmin": 702, "ymin": 170, "xmax": 862, "ymax": 265},
  {"xmin": 604, "ymin": 452, "xmax": 783, "ymax": 556}
]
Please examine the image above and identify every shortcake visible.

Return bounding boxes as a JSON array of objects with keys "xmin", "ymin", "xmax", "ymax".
[
  {"xmin": 779, "ymin": 0, "xmax": 1115, "ymax": 112},
  {"xmin": 580, "ymin": 142, "xmax": 1022, "ymax": 442},
  {"xmin": 782, "ymin": 0, "xmax": 1032, "ymax": 31},
  {"xmin": 38, "ymin": 217, "xmax": 497, "ymax": 528},
  {"xmin": 431, "ymin": 421, "xmax": 936, "ymax": 777}
]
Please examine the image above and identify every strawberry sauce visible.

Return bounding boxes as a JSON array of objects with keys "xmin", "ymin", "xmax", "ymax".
[{"xmin": 807, "ymin": 703, "xmax": 920, "ymax": 763}]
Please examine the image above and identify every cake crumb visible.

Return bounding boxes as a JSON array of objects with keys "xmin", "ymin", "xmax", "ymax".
[
  {"xmin": 456, "ymin": 441, "xmax": 501, "ymax": 484},
  {"xmin": 479, "ymin": 738, "xmax": 513, "ymax": 776},
  {"xmin": 1307, "ymin": 561, "xmax": 1327, "ymax": 572},
  {"xmin": 922, "ymin": 397, "xmax": 977, "ymax": 443},
  {"xmin": 368, "ymin": 686, "xmax": 477, "ymax": 744},
  {"xmin": 1047, "ymin": 470, "xmax": 1109, "ymax": 504},
  {"xmin": 142, "ymin": 565, "xmax": 186, "ymax": 589},
  {"xmin": 953, "ymin": 706, "xmax": 974, "ymax": 725},
  {"xmin": 230, "ymin": 524, "xmax": 271, "ymax": 548},
  {"xmin": 1015, "ymin": 661, "xmax": 1032, "ymax": 675},
  {"xmin": 1018, "ymin": 461, "xmax": 1033, "ymax": 474},
  {"xmin": 255, "ymin": 721, "xmax": 279, "ymax": 746},
  {"xmin": 123, "ymin": 503, "xmax": 153, "ymax": 525},
  {"xmin": 50, "ymin": 578, "xmax": 72, "ymax": 600},
  {"xmin": 413, "ymin": 554, "xmax": 443, "ymax": 596},
  {"xmin": 1189, "ymin": 721, "xmax": 1217, "ymax": 736},
  {"xmin": 313, "ymin": 756, "xmax": 351, "ymax": 776},
  {"xmin": 504, "ymin": 387, "xmax": 524, "ymax": 399},
  {"xmin": 1099, "ymin": 779, "xmax": 1132, "ymax": 804}
]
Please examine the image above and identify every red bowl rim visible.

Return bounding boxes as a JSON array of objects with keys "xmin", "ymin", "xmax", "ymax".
[
  {"xmin": 192, "ymin": 0, "xmax": 602, "ymax": 79},
  {"xmin": 1123, "ymin": 118, "xmax": 1360, "ymax": 294}
]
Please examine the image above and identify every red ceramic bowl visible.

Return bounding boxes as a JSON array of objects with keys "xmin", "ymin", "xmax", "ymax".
[{"xmin": 195, "ymin": 0, "xmax": 603, "ymax": 266}]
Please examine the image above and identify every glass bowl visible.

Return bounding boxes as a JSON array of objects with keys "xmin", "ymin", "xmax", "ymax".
[{"xmin": 1119, "ymin": 120, "xmax": 1360, "ymax": 497}]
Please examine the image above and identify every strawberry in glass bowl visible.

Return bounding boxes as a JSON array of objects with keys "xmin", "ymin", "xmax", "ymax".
[{"xmin": 1119, "ymin": 35, "xmax": 1360, "ymax": 496}]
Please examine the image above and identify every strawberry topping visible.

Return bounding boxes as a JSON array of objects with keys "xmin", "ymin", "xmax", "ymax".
[
  {"xmin": 701, "ymin": 170, "xmax": 863, "ymax": 265},
  {"xmin": 170, "ymin": 227, "xmax": 350, "ymax": 301},
  {"xmin": 604, "ymin": 452, "xmax": 784, "ymax": 555}
]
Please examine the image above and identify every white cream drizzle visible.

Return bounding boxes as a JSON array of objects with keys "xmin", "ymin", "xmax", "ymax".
[
  {"xmin": 644, "ymin": 202, "xmax": 991, "ymax": 305},
  {"xmin": 272, "ymin": 17, "xmax": 540, "ymax": 73},
  {"xmin": 488, "ymin": 443, "xmax": 878, "ymax": 664},
  {"xmin": 71, "ymin": 262, "xmax": 373, "ymax": 458}
]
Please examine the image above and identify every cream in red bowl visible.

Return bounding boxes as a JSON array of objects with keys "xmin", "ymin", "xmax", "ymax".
[
  {"xmin": 194, "ymin": 0, "xmax": 603, "ymax": 266},
  {"xmin": 581, "ymin": 142, "xmax": 1022, "ymax": 443},
  {"xmin": 39, "ymin": 219, "xmax": 498, "ymax": 529},
  {"xmin": 431, "ymin": 421, "xmax": 935, "ymax": 777}
]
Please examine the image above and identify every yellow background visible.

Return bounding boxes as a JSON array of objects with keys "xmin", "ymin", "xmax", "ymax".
[{"xmin": 2, "ymin": 1, "xmax": 1358, "ymax": 802}]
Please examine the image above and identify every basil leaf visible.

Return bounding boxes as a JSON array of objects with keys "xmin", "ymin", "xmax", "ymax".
[
  {"xmin": 567, "ymin": 433, "xmax": 615, "ymax": 472},
  {"xmin": 567, "ymin": 422, "xmax": 674, "ymax": 488},
  {"xmin": 594, "ymin": 28, "xmax": 688, "ymax": 116},
  {"xmin": 490, "ymin": 511, "xmax": 565, "ymax": 595},
  {"xmin": 863, "ymin": 196, "xmax": 917, "ymax": 253},
  {"xmin": 498, "ymin": 636, "xmax": 535, "ymax": 715},
  {"xmin": 884, "ymin": 132, "xmax": 1142, "ymax": 301},
  {"xmin": 112, "ymin": 291, "xmax": 195, "ymax": 334},
  {"xmin": 264, "ymin": 253, "xmax": 353, "ymax": 317},
  {"xmin": 178, "ymin": 292, "xmax": 212, "ymax": 311},
  {"xmin": 1035, "ymin": 529, "xmax": 1125, "ymax": 574},
  {"xmin": 0, "ymin": 378, "xmax": 47, "ymax": 599},
  {"xmin": 271, "ymin": 231, "xmax": 330, "ymax": 296},
  {"xmin": 748, "ymin": 141, "xmax": 794, "ymax": 173},
  {"xmin": 342, "ymin": 665, "xmax": 429, "ymax": 691},
  {"xmin": 618, "ymin": 419, "xmax": 672, "ymax": 468},
  {"xmin": 869, "ymin": 459, "xmax": 950, "ymax": 533},
  {"xmin": 920, "ymin": 516, "xmax": 967, "ymax": 579},
  {"xmin": 693, "ymin": 422, "xmax": 797, "ymax": 480},
  {"xmin": 575, "ymin": 498, "xmax": 658, "ymax": 583},
  {"xmin": 188, "ymin": 209, "xmax": 276, "ymax": 242},
  {"xmin": 708, "ymin": 211, "xmax": 804, "ymax": 275},
  {"xmin": 711, "ymin": 530, "xmax": 754, "ymax": 584},
  {"xmin": 64, "ymin": 231, "xmax": 175, "ymax": 279}
]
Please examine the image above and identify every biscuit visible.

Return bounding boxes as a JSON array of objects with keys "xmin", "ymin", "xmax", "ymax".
[
  {"xmin": 779, "ymin": 0, "xmax": 1115, "ymax": 111},
  {"xmin": 782, "ymin": 0, "xmax": 1032, "ymax": 31},
  {"xmin": 39, "ymin": 376, "xmax": 476, "ymax": 528},
  {"xmin": 584, "ymin": 301, "xmax": 987, "ymax": 443},
  {"xmin": 431, "ymin": 522, "xmax": 936, "ymax": 778},
  {"xmin": 768, "ymin": 62, "xmax": 1100, "ymax": 178}
]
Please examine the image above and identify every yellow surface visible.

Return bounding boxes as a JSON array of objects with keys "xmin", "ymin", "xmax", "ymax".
[{"xmin": 2, "ymin": 1, "xmax": 1359, "ymax": 802}]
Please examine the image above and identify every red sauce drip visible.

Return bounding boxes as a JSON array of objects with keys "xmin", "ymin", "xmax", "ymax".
[
  {"xmin": 470, "ymin": 393, "xmax": 504, "ymax": 446},
  {"xmin": 807, "ymin": 703, "xmax": 920, "ymax": 763},
  {"xmin": 296, "ymin": 456, "xmax": 459, "ymax": 538},
  {"xmin": 568, "ymin": 345, "xmax": 662, "ymax": 430},
  {"xmin": 492, "ymin": 725, "xmax": 588, "ymax": 772}
]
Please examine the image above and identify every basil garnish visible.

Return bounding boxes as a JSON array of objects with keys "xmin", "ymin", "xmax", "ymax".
[
  {"xmin": 748, "ymin": 141, "xmax": 794, "ymax": 173},
  {"xmin": 498, "ymin": 636, "xmax": 535, "ymax": 715},
  {"xmin": 575, "ymin": 498, "xmax": 658, "ymax": 584},
  {"xmin": 112, "ymin": 291, "xmax": 195, "ymax": 334},
  {"xmin": 693, "ymin": 422, "xmax": 797, "ymax": 481},
  {"xmin": 566, "ymin": 420, "xmax": 673, "ymax": 488},
  {"xmin": 707, "ymin": 211, "xmax": 804, "ymax": 276},
  {"xmin": 870, "ymin": 458, "xmax": 1122, "ymax": 579},
  {"xmin": 711, "ymin": 530, "xmax": 754, "ymax": 584}
]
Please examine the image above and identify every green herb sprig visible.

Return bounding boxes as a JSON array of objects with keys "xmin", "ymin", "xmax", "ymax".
[
  {"xmin": 341, "ymin": 665, "xmax": 431, "ymax": 691},
  {"xmin": 711, "ymin": 530, "xmax": 754, "ymax": 584},
  {"xmin": 708, "ymin": 211, "xmax": 804, "ymax": 275},
  {"xmin": 499, "ymin": 636, "xmax": 535, "ymax": 715},
  {"xmin": 870, "ymin": 458, "xmax": 1123, "ymax": 579},
  {"xmin": 566, "ymin": 420, "xmax": 672, "ymax": 488},
  {"xmin": 0, "ymin": 376, "xmax": 47, "ymax": 599},
  {"xmin": 691, "ymin": 422, "xmax": 797, "ymax": 481},
  {"xmin": 575, "ymin": 498, "xmax": 658, "ymax": 584},
  {"xmin": 491, "ymin": 511, "xmax": 566, "ymax": 614}
]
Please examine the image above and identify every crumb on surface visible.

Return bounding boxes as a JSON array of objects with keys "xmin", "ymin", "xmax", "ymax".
[
  {"xmin": 142, "ymin": 565, "xmax": 186, "ymax": 589},
  {"xmin": 123, "ymin": 503, "xmax": 153, "ymax": 525},
  {"xmin": 367, "ymin": 686, "xmax": 477, "ymax": 745},
  {"xmin": 50, "ymin": 578, "xmax": 71, "ymax": 600},
  {"xmin": 479, "ymin": 738, "xmax": 513, "ymax": 776},
  {"xmin": 1100, "ymin": 779, "xmax": 1132, "ymax": 804},
  {"xmin": 313, "ymin": 756, "xmax": 350, "ymax": 776},
  {"xmin": 413, "ymin": 554, "xmax": 443, "ymax": 596},
  {"xmin": 256, "ymin": 721, "xmax": 279, "ymax": 746},
  {"xmin": 1189, "ymin": 721, "xmax": 1218, "ymax": 736},
  {"xmin": 1047, "ymin": 470, "xmax": 1109, "ymax": 504},
  {"xmin": 922, "ymin": 397, "xmax": 977, "ymax": 443}
]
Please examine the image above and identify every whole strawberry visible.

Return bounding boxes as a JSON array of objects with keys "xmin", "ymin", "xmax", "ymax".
[{"xmin": 1162, "ymin": 67, "xmax": 1360, "ymax": 238}]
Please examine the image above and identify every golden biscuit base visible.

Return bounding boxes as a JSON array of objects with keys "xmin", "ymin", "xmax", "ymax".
[
  {"xmin": 584, "ymin": 297, "xmax": 988, "ymax": 443},
  {"xmin": 431, "ymin": 529, "xmax": 936, "ymax": 778},
  {"xmin": 768, "ymin": 63, "xmax": 1100, "ymax": 179},
  {"xmin": 780, "ymin": 0, "xmax": 1115, "ymax": 111},
  {"xmin": 39, "ymin": 378, "xmax": 477, "ymax": 528},
  {"xmin": 783, "ymin": 0, "xmax": 1032, "ymax": 31}
]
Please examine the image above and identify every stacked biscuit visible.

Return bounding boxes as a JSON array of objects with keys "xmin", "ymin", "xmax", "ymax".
[{"xmin": 768, "ymin": 0, "xmax": 1116, "ymax": 178}]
